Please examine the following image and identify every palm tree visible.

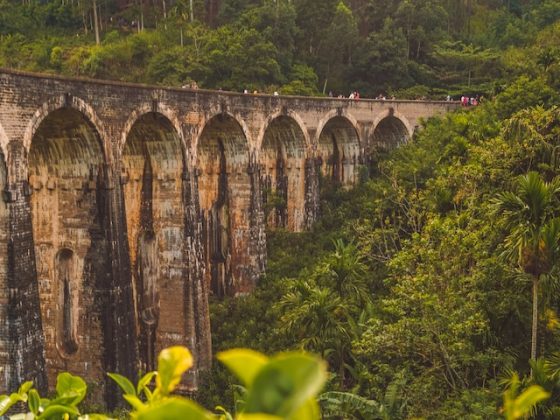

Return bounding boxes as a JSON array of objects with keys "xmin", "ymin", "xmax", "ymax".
[
  {"xmin": 319, "ymin": 371, "xmax": 408, "ymax": 419},
  {"xmin": 327, "ymin": 239, "xmax": 370, "ymax": 304},
  {"xmin": 494, "ymin": 171, "xmax": 560, "ymax": 361},
  {"xmin": 277, "ymin": 278, "xmax": 352, "ymax": 383}
]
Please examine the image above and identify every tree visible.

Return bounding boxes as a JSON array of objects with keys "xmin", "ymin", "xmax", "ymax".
[
  {"xmin": 318, "ymin": 1, "xmax": 359, "ymax": 93},
  {"xmin": 394, "ymin": 0, "xmax": 448, "ymax": 61},
  {"xmin": 93, "ymin": 0, "xmax": 100, "ymax": 45},
  {"xmin": 494, "ymin": 172, "xmax": 560, "ymax": 361},
  {"xmin": 351, "ymin": 18, "xmax": 411, "ymax": 96},
  {"xmin": 276, "ymin": 240, "xmax": 371, "ymax": 385},
  {"xmin": 431, "ymin": 40, "xmax": 500, "ymax": 88}
]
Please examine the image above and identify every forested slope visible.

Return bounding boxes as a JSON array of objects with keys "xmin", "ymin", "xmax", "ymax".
[
  {"xmin": 1, "ymin": 0, "xmax": 559, "ymax": 97},
  {"xmin": 202, "ymin": 41, "xmax": 560, "ymax": 418}
]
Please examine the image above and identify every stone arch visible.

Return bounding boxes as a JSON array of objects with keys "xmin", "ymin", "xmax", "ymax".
[
  {"xmin": 119, "ymin": 103, "xmax": 186, "ymax": 163},
  {"xmin": 195, "ymin": 113, "xmax": 253, "ymax": 296},
  {"xmin": 28, "ymin": 104, "xmax": 108, "ymax": 394},
  {"xmin": 316, "ymin": 111, "xmax": 361, "ymax": 187},
  {"xmin": 192, "ymin": 112, "xmax": 253, "ymax": 161},
  {"xmin": 23, "ymin": 95, "xmax": 109, "ymax": 162},
  {"xmin": 121, "ymin": 110, "xmax": 187, "ymax": 373},
  {"xmin": 259, "ymin": 114, "xmax": 308, "ymax": 232},
  {"xmin": 256, "ymin": 110, "xmax": 310, "ymax": 152},
  {"xmin": 370, "ymin": 109, "xmax": 413, "ymax": 150}
]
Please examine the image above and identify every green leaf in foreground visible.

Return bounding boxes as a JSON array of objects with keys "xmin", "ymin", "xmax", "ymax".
[
  {"xmin": 56, "ymin": 372, "xmax": 87, "ymax": 405},
  {"xmin": 108, "ymin": 373, "xmax": 136, "ymax": 396},
  {"xmin": 156, "ymin": 346, "xmax": 193, "ymax": 396},
  {"xmin": 217, "ymin": 349, "xmax": 269, "ymax": 387},
  {"xmin": 134, "ymin": 397, "xmax": 212, "ymax": 420}
]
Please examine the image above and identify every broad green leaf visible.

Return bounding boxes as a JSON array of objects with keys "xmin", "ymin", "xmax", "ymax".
[
  {"xmin": 156, "ymin": 346, "xmax": 193, "ymax": 395},
  {"xmin": 134, "ymin": 397, "xmax": 212, "ymax": 420},
  {"xmin": 0, "ymin": 393, "xmax": 25, "ymax": 415},
  {"xmin": 107, "ymin": 373, "xmax": 136, "ymax": 396},
  {"xmin": 136, "ymin": 372, "xmax": 157, "ymax": 396},
  {"xmin": 244, "ymin": 353, "xmax": 327, "ymax": 418},
  {"xmin": 55, "ymin": 372, "xmax": 87, "ymax": 405},
  {"xmin": 123, "ymin": 394, "xmax": 146, "ymax": 411},
  {"xmin": 38, "ymin": 404, "xmax": 80, "ymax": 419},
  {"xmin": 28, "ymin": 389, "xmax": 40, "ymax": 414},
  {"xmin": 217, "ymin": 349, "xmax": 268, "ymax": 386},
  {"xmin": 18, "ymin": 381, "xmax": 33, "ymax": 396}
]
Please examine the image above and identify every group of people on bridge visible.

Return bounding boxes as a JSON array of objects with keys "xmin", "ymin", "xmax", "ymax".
[{"xmin": 459, "ymin": 95, "xmax": 483, "ymax": 106}]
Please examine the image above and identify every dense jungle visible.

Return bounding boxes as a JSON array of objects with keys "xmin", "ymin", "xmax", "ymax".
[{"xmin": 2, "ymin": 0, "xmax": 560, "ymax": 418}]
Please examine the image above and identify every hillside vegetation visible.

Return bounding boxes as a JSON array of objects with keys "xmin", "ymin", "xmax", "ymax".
[{"xmin": 1, "ymin": 0, "xmax": 559, "ymax": 97}]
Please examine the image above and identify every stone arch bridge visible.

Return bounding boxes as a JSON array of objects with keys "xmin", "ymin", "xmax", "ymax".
[{"xmin": 0, "ymin": 69, "xmax": 458, "ymax": 399}]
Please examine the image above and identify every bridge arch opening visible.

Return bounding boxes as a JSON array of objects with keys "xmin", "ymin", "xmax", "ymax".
[
  {"xmin": 317, "ymin": 116, "xmax": 360, "ymax": 187},
  {"xmin": 196, "ymin": 114, "xmax": 251, "ymax": 297},
  {"xmin": 371, "ymin": 115, "xmax": 411, "ymax": 150},
  {"xmin": 260, "ymin": 116, "xmax": 307, "ymax": 232},
  {"xmin": 28, "ymin": 107, "xmax": 107, "ymax": 388},
  {"xmin": 121, "ymin": 111, "xmax": 186, "ymax": 373}
]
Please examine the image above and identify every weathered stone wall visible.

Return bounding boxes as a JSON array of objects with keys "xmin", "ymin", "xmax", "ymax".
[{"xmin": 0, "ymin": 68, "xmax": 459, "ymax": 398}]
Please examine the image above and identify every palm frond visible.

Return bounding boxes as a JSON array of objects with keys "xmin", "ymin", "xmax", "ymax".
[{"xmin": 319, "ymin": 391, "xmax": 383, "ymax": 420}]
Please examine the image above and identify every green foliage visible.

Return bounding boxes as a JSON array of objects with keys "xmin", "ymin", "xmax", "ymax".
[
  {"xmin": 205, "ymin": 61, "xmax": 560, "ymax": 418},
  {"xmin": 108, "ymin": 346, "xmax": 210, "ymax": 418},
  {"xmin": 0, "ymin": 346, "xmax": 326, "ymax": 420},
  {"xmin": 218, "ymin": 349, "xmax": 327, "ymax": 419},
  {"xmin": 2, "ymin": 0, "xmax": 559, "ymax": 95},
  {"xmin": 0, "ymin": 373, "xmax": 92, "ymax": 419},
  {"xmin": 502, "ymin": 374, "xmax": 549, "ymax": 420}
]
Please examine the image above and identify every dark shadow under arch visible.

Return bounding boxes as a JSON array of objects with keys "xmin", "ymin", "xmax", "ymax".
[
  {"xmin": 372, "ymin": 116, "xmax": 410, "ymax": 150},
  {"xmin": 260, "ymin": 116, "xmax": 307, "ymax": 232},
  {"xmin": 197, "ymin": 114, "xmax": 252, "ymax": 297},
  {"xmin": 317, "ymin": 116, "xmax": 360, "ymax": 187}
]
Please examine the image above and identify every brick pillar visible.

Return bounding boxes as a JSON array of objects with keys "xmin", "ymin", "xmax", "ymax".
[
  {"xmin": 304, "ymin": 157, "xmax": 319, "ymax": 229},
  {"xmin": 6, "ymin": 141, "xmax": 47, "ymax": 391},
  {"xmin": 103, "ymin": 166, "xmax": 138, "ymax": 405},
  {"xmin": 248, "ymin": 154, "xmax": 266, "ymax": 282},
  {"xmin": 184, "ymin": 167, "xmax": 211, "ymax": 386}
]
